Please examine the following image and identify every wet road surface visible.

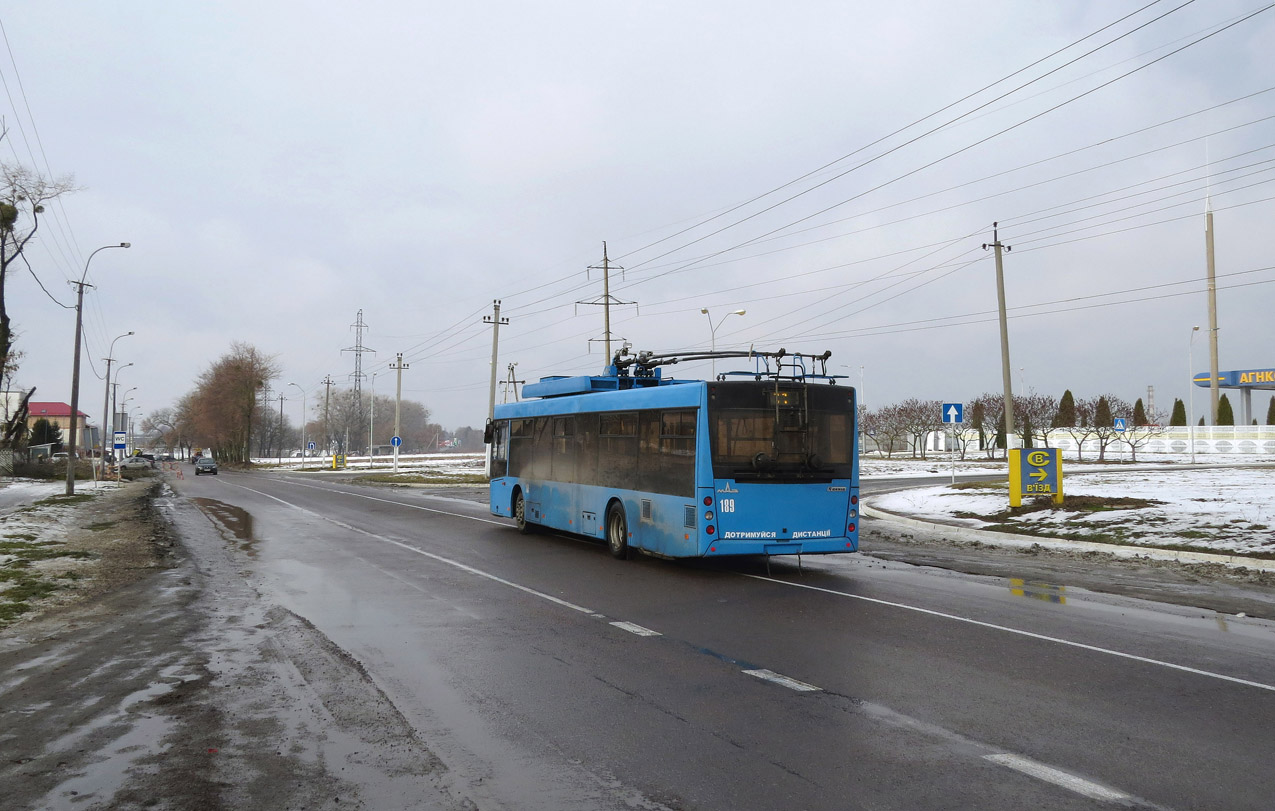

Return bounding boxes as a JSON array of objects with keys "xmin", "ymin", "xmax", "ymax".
[{"xmin": 160, "ymin": 469, "xmax": 1275, "ymax": 810}]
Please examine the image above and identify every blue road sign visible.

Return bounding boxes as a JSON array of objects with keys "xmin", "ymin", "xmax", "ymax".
[
  {"xmin": 307, "ymin": 441, "xmax": 316, "ymax": 450},
  {"xmin": 391, "ymin": 435, "xmax": 402, "ymax": 447},
  {"xmin": 113, "ymin": 431, "xmax": 127, "ymax": 450},
  {"xmin": 1113, "ymin": 418, "xmax": 1127, "ymax": 432},
  {"xmin": 942, "ymin": 403, "xmax": 964, "ymax": 424}
]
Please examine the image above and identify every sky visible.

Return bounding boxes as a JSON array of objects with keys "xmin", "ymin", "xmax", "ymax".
[{"xmin": 3, "ymin": 1, "xmax": 1274, "ymax": 433}]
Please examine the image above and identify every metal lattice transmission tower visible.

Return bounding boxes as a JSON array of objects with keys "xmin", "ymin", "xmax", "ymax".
[
  {"xmin": 577, "ymin": 242, "xmax": 637, "ymax": 365},
  {"xmin": 501, "ymin": 362, "xmax": 525, "ymax": 403},
  {"xmin": 342, "ymin": 309, "xmax": 375, "ymax": 451}
]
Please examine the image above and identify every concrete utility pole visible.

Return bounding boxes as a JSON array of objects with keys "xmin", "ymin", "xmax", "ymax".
[
  {"xmin": 578, "ymin": 242, "xmax": 636, "ymax": 365},
  {"xmin": 320, "ymin": 375, "xmax": 335, "ymax": 462},
  {"xmin": 66, "ymin": 243, "xmax": 130, "ymax": 494},
  {"xmin": 983, "ymin": 223, "xmax": 1015, "ymax": 453},
  {"xmin": 277, "ymin": 393, "xmax": 286, "ymax": 466},
  {"xmin": 390, "ymin": 353, "xmax": 409, "ymax": 473},
  {"xmin": 343, "ymin": 309, "xmax": 375, "ymax": 451},
  {"xmin": 501, "ymin": 363, "xmax": 525, "ymax": 403},
  {"xmin": 1205, "ymin": 203, "xmax": 1221, "ymax": 424},
  {"xmin": 483, "ymin": 301, "xmax": 508, "ymax": 424},
  {"xmin": 101, "ymin": 333, "xmax": 133, "ymax": 477}
]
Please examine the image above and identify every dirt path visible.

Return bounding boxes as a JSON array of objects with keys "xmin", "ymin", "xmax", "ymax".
[{"xmin": 0, "ymin": 479, "xmax": 472, "ymax": 810}]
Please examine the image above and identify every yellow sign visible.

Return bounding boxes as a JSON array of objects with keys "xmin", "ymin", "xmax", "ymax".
[{"xmin": 1008, "ymin": 448, "xmax": 1063, "ymax": 507}]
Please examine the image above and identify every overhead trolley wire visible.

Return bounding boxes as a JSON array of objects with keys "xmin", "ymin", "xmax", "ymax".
[{"xmin": 612, "ymin": 2, "xmax": 1273, "ymax": 298}]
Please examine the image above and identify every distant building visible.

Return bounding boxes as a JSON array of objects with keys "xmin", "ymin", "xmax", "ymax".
[{"xmin": 27, "ymin": 402, "xmax": 94, "ymax": 452}]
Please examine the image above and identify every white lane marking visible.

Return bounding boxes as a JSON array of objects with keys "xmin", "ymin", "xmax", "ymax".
[
  {"xmin": 744, "ymin": 574, "xmax": 1275, "ymax": 694},
  {"xmin": 222, "ymin": 482, "xmax": 595, "ymax": 615},
  {"xmin": 742, "ymin": 669, "xmax": 820, "ymax": 692},
  {"xmin": 984, "ymin": 754, "xmax": 1129, "ymax": 803},
  {"xmin": 609, "ymin": 621, "xmax": 661, "ymax": 637},
  {"xmin": 272, "ymin": 477, "xmax": 509, "ymax": 526}
]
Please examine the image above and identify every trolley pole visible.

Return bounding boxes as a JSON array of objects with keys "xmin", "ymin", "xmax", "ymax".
[
  {"xmin": 984, "ymin": 223, "xmax": 1015, "ymax": 454},
  {"xmin": 391, "ymin": 353, "xmax": 409, "ymax": 473}
]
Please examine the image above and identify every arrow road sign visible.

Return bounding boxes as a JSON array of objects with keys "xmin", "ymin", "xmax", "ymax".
[
  {"xmin": 942, "ymin": 403, "xmax": 964, "ymax": 424},
  {"xmin": 308, "ymin": 441, "xmax": 316, "ymax": 450},
  {"xmin": 391, "ymin": 436, "xmax": 402, "ymax": 447}
]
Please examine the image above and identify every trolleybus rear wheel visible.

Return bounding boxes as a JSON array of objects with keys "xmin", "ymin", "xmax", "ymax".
[
  {"xmin": 514, "ymin": 491, "xmax": 533, "ymax": 535},
  {"xmin": 606, "ymin": 502, "xmax": 629, "ymax": 559}
]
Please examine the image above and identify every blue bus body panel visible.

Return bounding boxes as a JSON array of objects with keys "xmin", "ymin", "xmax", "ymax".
[
  {"xmin": 490, "ymin": 375, "xmax": 859, "ymax": 558},
  {"xmin": 704, "ymin": 479, "xmax": 857, "ymax": 556}
]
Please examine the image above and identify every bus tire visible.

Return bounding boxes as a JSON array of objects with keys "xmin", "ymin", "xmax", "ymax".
[
  {"xmin": 606, "ymin": 502, "xmax": 629, "ymax": 559},
  {"xmin": 513, "ymin": 490, "xmax": 534, "ymax": 535}
]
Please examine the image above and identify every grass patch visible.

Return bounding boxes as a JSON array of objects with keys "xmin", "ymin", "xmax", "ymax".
[
  {"xmin": 4, "ymin": 533, "xmax": 38, "ymax": 542},
  {"xmin": 35, "ymin": 493, "xmax": 96, "ymax": 507},
  {"xmin": 86, "ymin": 521, "xmax": 117, "ymax": 531},
  {"xmin": 950, "ymin": 481, "xmax": 1005, "ymax": 491}
]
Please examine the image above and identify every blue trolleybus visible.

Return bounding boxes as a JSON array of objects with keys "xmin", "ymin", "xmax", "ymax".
[{"xmin": 486, "ymin": 348, "xmax": 859, "ymax": 559}]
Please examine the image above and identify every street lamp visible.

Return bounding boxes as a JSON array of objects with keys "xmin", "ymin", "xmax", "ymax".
[
  {"xmin": 65, "ymin": 242, "xmax": 130, "ymax": 494},
  {"xmin": 1189, "ymin": 325, "xmax": 1200, "ymax": 464},
  {"xmin": 100, "ymin": 331, "xmax": 134, "ymax": 476},
  {"xmin": 700, "ymin": 307, "xmax": 746, "ymax": 378},
  {"xmin": 289, "ymin": 383, "xmax": 307, "ymax": 464}
]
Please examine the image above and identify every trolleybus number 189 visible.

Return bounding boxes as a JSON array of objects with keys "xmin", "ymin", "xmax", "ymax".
[{"xmin": 720, "ymin": 498, "xmax": 736, "ymax": 513}]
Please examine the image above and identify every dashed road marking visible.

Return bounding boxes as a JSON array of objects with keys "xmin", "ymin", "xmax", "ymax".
[
  {"xmin": 984, "ymin": 754, "xmax": 1130, "ymax": 803},
  {"xmin": 742, "ymin": 668, "xmax": 820, "ymax": 692},
  {"xmin": 610, "ymin": 621, "xmax": 661, "ymax": 637}
]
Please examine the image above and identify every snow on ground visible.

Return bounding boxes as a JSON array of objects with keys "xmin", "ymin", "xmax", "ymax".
[
  {"xmin": 870, "ymin": 465, "xmax": 1275, "ymax": 556},
  {"xmin": 252, "ymin": 452, "xmax": 486, "ymax": 478}
]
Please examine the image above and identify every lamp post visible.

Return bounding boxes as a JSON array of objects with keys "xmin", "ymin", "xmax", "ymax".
[
  {"xmin": 100, "ymin": 332, "xmax": 134, "ymax": 477},
  {"xmin": 66, "ymin": 242, "xmax": 131, "ymax": 494},
  {"xmin": 112, "ymin": 364, "xmax": 134, "ymax": 447},
  {"xmin": 1189, "ymin": 325, "xmax": 1200, "ymax": 464},
  {"xmin": 289, "ymin": 383, "xmax": 307, "ymax": 465},
  {"xmin": 699, "ymin": 308, "xmax": 746, "ymax": 379}
]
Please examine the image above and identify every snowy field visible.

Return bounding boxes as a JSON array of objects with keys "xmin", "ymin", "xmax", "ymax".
[
  {"xmin": 871, "ymin": 465, "xmax": 1275, "ymax": 557},
  {"xmin": 252, "ymin": 452, "xmax": 486, "ymax": 480}
]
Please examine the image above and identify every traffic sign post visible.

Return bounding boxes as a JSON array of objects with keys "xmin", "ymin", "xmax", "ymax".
[
  {"xmin": 942, "ymin": 403, "xmax": 963, "ymax": 483},
  {"xmin": 1009, "ymin": 448, "xmax": 1063, "ymax": 507}
]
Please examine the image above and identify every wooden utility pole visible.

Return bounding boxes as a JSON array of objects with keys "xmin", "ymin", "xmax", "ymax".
[{"xmin": 983, "ymin": 223, "xmax": 1015, "ymax": 452}]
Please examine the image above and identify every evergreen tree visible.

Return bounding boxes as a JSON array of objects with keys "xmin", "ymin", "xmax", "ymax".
[
  {"xmin": 1095, "ymin": 396, "xmax": 1112, "ymax": 428},
  {"xmin": 1053, "ymin": 390, "xmax": 1076, "ymax": 428},
  {"xmin": 1199, "ymin": 416, "xmax": 1205, "ymax": 426},
  {"xmin": 1169, "ymin": 398, "xmax": 1187, "ymax": 426},
  {"xmin": 1266, "ymin": 395, "xmax": 1275, "ymax": 426},
  {"xmin": 29, "ymin": 417, "xmax": 62, "ymax": 447},
  {"xmin": 1217, "ymin": 394, "xmax": 1235, "ymax": 426},
  {"xmin": 1133, "ymin": 398, "xmax": 1149, "ymax": 426}
]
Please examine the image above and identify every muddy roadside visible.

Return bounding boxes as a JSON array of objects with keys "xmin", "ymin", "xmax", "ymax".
[{"xmin": 0, "ymin": 478, "xmax": 474, "ymax": 810}]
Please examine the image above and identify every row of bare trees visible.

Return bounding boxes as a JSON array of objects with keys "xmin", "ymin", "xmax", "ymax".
[
  {"xmin": 142, "ymin": 343, "xmax": 465, "ymax": 462},
  {"xmin": 861, "ymin": 390, "xmax": 1167, "ymax": 463}
]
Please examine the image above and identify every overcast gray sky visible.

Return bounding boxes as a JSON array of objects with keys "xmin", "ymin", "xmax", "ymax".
[{"xmin": 4, "ymin": 1, "xmax": 1273, "ymax": 432}]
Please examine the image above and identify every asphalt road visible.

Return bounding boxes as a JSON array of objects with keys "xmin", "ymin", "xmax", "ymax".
[{"xmin": 163, "ymin": 468, "xmax": 1275, "ymax": 810}]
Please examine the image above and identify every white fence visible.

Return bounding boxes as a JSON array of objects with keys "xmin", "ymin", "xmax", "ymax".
[{"xmin": 918, "ymin": 426, "xmax": 1275, "ymax": 456}]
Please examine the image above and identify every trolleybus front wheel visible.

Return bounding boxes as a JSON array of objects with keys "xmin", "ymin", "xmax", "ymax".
[
  {"xmin": 606, "ymin": 502, "xmax": 629, "ymax": 559},
  {"xmin": 514, "ymin": 490, "xmax": 534, "ymax": 535}
]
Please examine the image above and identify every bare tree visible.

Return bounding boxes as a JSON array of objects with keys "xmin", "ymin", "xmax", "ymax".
[
  {"xmin": 1017, "ymin": 392, "xmax": 1059, "ymax": 449},
  {"xmin": 1124, "ymin": 408, "xmax": 1168, "ymax": 463},
  {"xmin": 896, "ymin": 398, "xmax": 943, "ymax": 459},
  {"xmin": 183, "ymin": 343, "xmax": 281, "ymax": 463},
  {"xmin": 1059, "ymin": 398, "xmax": 1099, "ymax": 462},
  {"xmin": 1, "ymin": 161, "xmax": 78, "ymax": 447}
]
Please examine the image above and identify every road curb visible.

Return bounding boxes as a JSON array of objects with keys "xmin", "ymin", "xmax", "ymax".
[{"xmin": 861, "ymin": 503, "xmax": 1275, "ymax": 572}]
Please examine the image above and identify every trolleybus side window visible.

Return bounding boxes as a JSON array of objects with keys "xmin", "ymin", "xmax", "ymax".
[
  {"xmin": 491, "ymin": 420, "xmax": 509, "ymax": 478},
  {"xmin": 553, "ymin": 416, "xmax": 577, "ymax": 484},
  {"xmin": 637, "ymin": 409, "xmax": 695, "ymax": 497},
  {"xmin": 598, "ymin": 411, "xmax": 638, "ymax": 489}
]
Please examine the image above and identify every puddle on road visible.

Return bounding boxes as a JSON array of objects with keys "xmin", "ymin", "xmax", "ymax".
[
  {"xmin": 192, "ymin": 498, "xmax": 257, "ymax": 557},
  {"xmin": 1009, "ymin": 578, "xmax": 1067, "ymax": 605}
]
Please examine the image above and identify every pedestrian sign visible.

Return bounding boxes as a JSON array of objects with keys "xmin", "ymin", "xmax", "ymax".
[
  {"xmin": 1009, "ymin": 448, "xmax": 1063, "ymax": 507},
  {"xmin": 942, "ymin": 403, "xmax": 963, "ymax": 424},
  {"xmin": 1113, "ymin": 418, "xmax": 1127, "ymax": 432}
]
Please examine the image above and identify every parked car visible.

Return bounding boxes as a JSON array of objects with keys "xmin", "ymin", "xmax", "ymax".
[
  {"xmin": 119, "ymin": 456, "xmax": 152, "ymax": 471},
  {"xmin": 194, "ymin": 457, "xmax": 218, "ymax": 476}
]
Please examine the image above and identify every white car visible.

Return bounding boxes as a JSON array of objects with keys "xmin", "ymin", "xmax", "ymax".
[{"xmin": 119, "ymin": 456, "xmax": 152, "ymax": 470}]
